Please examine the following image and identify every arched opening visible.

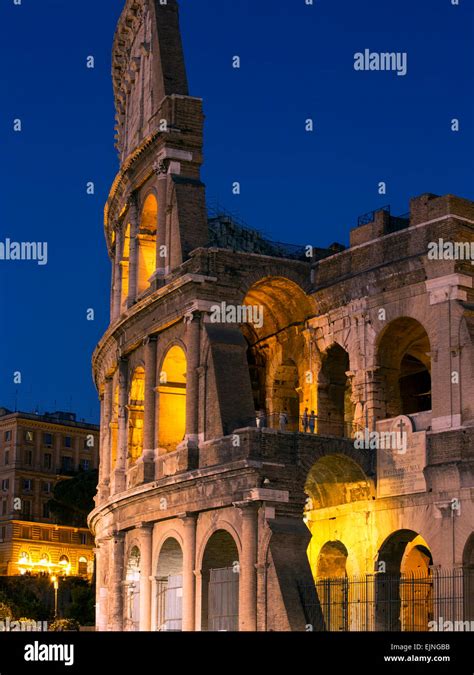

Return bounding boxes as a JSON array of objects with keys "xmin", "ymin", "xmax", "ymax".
[
  {"xmin": 463, "ymin": 533, "xmax": 474, "ymax": 622},
  {"xmin": 271, "ymin": 359, "xmax": 300, "ymax": 431},
  {"xmin": 201, "ymin": 530, "xmax": 239, "ymax": 632},
  {"xmin": 378, "ymin": 318, "xmax": 432, "ymax": 420},
  {"xmin": 305, "ymin": 454, "xmax": 372, "ymax": 513},
  {"xmin": 376, "ymin": 530, "xmax": 433, "ymax": 631},
  {"xmin": 304, "ymin": 455, "xmax": 372, "ymax": 631},
  {"xmin": 137, "ymin": 194, "xmax": 158, "ymax": 295},
  {"xmin": 316, "ymin": 541, "xmax": 349, "ymax": 631},
  {"xmin": 128, "ymin": 367, "xmax": 145, "ymax": 464},
  {"xmin": 124, "ymin": 546, "xmax": 140, "ymax": 631},
  {"xmin": 78, "ymin": 556, "xmax": 88, "ymax": 576},
  {"xmin": 58, "ymin": 555, "xmax": 71, "ymax": 574},
  {"xmin": 120, "ymin": 224, "xmax": 131, "ymax": 312},
  {"xmin": 158, "ymin": 346, "xmax": 187, "ymax": 453},
  {"xmin": 318, "ymin": 344, "xmax": 353, "ymax": 437},
  {"xmin": 241, "ymin": 277, "xmax": 314, "ymax": 430},
  {"xmin": 156, "ymin": 538, "xmax": 183, "ymax": 631}
]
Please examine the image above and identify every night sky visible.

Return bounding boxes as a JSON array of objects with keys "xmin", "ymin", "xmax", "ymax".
[{"xmin": 0, "ymin": 0, "xmax": 472, "ymax": 423}]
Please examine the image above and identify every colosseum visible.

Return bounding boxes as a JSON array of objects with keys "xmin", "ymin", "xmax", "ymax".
[{"xmin": 89, "ymin": 0, "xmax": 474, "ymax": 632}]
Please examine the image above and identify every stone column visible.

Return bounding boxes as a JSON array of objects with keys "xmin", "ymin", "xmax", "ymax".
[
  {"xmin": 112, "ymin": 227, "xmax": 123, "ymax": 321},
  {"xmin": 109, "ymin": 531, "xmax": 125, "ymax": 631},
  {"xmin": 185, "ymin": 312, "xmax": 201, "ymax": 446},
  {"xmin": 99, "ymin": 378, "xmax": 113, "ymax": 501},
  {"xmin": 127, "ymin": 196, "xmax": 139, "ymax": 309},
  {"xmin": 112, "ymin": 358, "xmax": 128, "ymax": 495},
  {"xmin": 140, "ymin": 337, "xmax": 157, "ymax": 481},
  {"xmin": 154, "ymin": 161, "xmax": 169, "ymax": 280},
  {"xmin": 138, "ymin": 523, "xmax": 153, "ymax": 632},
  {"xmin": 94, "ymin": 540, "xmax": 108, "ymax": 632},
  {"xmin": 236, "ymin": 501, "xmax": 258, "ymax": 631},
  {"xmin": 180, "ymin": 512, "xmax": 197, "ymax": 631}
]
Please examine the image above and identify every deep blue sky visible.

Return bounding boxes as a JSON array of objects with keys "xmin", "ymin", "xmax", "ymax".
[{"xmin": 0, "ymin": 0, "xmax": 472, "ymax": 423}]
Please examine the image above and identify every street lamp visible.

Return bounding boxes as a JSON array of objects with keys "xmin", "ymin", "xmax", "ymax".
[{"xmin": 51, "ymin": 575, "xmax": 59, "ymax": 619}]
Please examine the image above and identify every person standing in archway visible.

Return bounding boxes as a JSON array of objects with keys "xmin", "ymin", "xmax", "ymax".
[
  {"xmin": 302, "ymin": 407, "xmax": 309, "ymax": 433},
  {"xmin": 309, "ymin": 410, "xmax": 316, "ymax": 434},
  {"xmin": 279, "ymin": 409, "xmax": 288, "ymax": 431}
]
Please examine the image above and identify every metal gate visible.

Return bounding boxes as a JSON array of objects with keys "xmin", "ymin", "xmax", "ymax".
[
  {"xmin": 156, "ymin": 574, "xmax": 183, "ymax": 631},
  {"xmin": 299, "ymin": 568, "xmax": 474, "ymax": 631},
  {"xmin": 208, "ymin": 566, "xmax": 239, "ymax": 631}
]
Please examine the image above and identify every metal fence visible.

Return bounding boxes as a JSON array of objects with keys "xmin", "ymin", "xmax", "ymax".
[{"xmin": 299, "ymin": 568, "xmax": 474, "ymax": 632}]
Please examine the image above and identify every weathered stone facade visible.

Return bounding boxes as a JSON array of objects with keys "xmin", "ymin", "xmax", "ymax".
[{"xmin": 89, "ymin": 0, "xmax": 474, "ymax": 631}]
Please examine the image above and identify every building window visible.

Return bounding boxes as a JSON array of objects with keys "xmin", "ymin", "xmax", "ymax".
[
  {"xmin": 21, "ymin": 526, "xmax": 31, "ymax": 539},
  {"xmin": 24, "ymin": 430, "xmax": 34, "ymax": 443},
  {"xmin": 61, "ymin": 456, "xmax": 73, "ymax": 473},
  {"xmin": 78, "ymin": 556, "xmax": 88, "ymax": 575},
  {"xmin": 43, "ymin": 453, "xmax": 52, "ymax": 469},
  {"xmin": 1, "ymin": 500, "xmax": 7, "ymax": 516},
  {"xmin": 80, "ymin": 532, "xmax": 88, "ymax": 545},
  {"xmin": 4, "ymin": 431, "xmax": 11, "ymax": 442},
  {"xmin": 24, "ymin": 449, "xmax": 33, "ymax": 466},
  {"xmin": 80, "ymin": 459, "xmax": 90, "ymax": 472},
  {"xmin": 40, "ymin": 529, "xmax": 50, "ymax": 541},
  {"xmin": 1, "ymin": 479, "xmax": 9, "ymax": 492},
  {"xmin": 59, "ymin": 530, "xmax": 70, "ymax": 543},
  {"xmin": 4, "ymin": 450, "xmax": 9, "ymax": 466},
  {"xmin": 22, "ymin": 501, "xmax": 31, "ymax": 517},
  {"xmin": 64, "ymin": 436, "xmax": 72, "ymax": 448},
  {"xmin": 42, "ymin": 481, "xmax": 52, "ymax": 493},
  {"xmin": 42, "ymin": 502, "xmax": 50, "ymax": 519},
  {"xmin": 0, "ymin": 526, "xmax": 5, "ymax": 542},
  {"xmin": 23, "ymin": 479, "xmax": 33, "ymax": 492},
  {"xmin": 43, "ymin": 433, "xmax": 53, "ymax": 447}
]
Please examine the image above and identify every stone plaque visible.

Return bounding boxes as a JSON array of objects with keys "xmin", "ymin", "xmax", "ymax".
[
  {"xmin": 244, "ymin": 488, "xmax": 289, "ymax": 503},
  {"xmin": 377, "ymin": 415, "xmax": 427, "ymax": 498}
]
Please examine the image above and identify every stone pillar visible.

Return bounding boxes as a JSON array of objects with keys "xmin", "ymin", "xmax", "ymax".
[
  {"xmin": 236, "ymin": 501, "xmax": 258, "ymax": 631},
  {"xmin": 185, "ymin": 312, "xmax": 201, "ymax": 445},
  {"xmin": 99, "ymin": 378, "xmax": 113, "ymax": 501},
  {"xmin": 127, "ymin": 196, "xmax": 139, "ymax": 309},
  {"xmin": 94, "ymin": 540, "xmax": 108, "ymax": 632},
  {"xmin": 112, "ymin": 227, "xmax": 123, "ymax": 321},
  {"xmin": 109, "ymin": 531, "xmax": 125, "ymax": 631},
  {"xmin": 138, "ymin": 523, "xmax": 153, "ymax": 632},
  {"xmin": 112, "ymin": 358, "xmax": 128, "ymax": 494},
  {"xmin": 180, "ymin": 513, "xmax": 197, "ymax": 631},
  {"xmin": 154, "ymin": 162, "xmax": 169, "ymax": 280},
  {"xmin": 140, "ymin": 337, "xmax": 157, "ymax": 481}
]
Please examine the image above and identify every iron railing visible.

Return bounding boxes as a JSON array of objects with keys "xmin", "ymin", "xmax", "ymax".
[{"xmin": 298, "ymin": 568, "xmax": 474, "ymax": 632}]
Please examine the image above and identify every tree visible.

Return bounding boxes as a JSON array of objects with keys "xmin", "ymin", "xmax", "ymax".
[{"xmin": 48, "ymin": 469, "xmax": 98, "ymax": 527}]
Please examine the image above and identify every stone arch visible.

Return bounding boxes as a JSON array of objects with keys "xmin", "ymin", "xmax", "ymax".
[
  {"xmin": 199, "ymin": 528, "xmax": 240, "ymax": 632},
  {"xmin": 317, "ymin": 540, "xmax": 348, "ymax": 578},
  {"xmin": 155, "ymin": 537, "xmax": 184, "ymax": 631},
  {"xmin": 128, "ymin": 366, "xmax": 145, "ymax": 464},
  {"xmin": 305, "ymin": 454, "xmax": 373, "ymax": 511},
  {"xmin": 315, "ymin": 541, "xmax": 349, "ymax": 631},
  {"xmin": 137, "ymin": 193, "xmax": 158, "ymax": 295},
  {"xmin": 317, "ymin": 343, "xmax": 354, "ymax": 437},
  {"xmin": 375, "ymin": 530, "xmax": 433, "ymax": 631},
  {"xmin": 377, "ymin": 317, "xmax": 432, "ymax": 419},
  {"xmin": 240, "ymin": 276, "xmax": 314, "ymax": 428},
  {"xmin": 158, "ymin": 344, "xmax": 187, "ymax": 453}
]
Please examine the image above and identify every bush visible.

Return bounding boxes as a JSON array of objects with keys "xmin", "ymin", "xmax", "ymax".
[
  {"xmin": 49, "ymin": 618, "xmax": 80, "ymax": 632},
  {"xmin": 0, "ymin": 601, "xmax": 13, "ymax": 620}
]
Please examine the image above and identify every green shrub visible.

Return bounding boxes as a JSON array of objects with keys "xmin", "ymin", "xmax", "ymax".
[{"xmin": 49, "ymin": 618, "xmax": 80, "ymax": 632}]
